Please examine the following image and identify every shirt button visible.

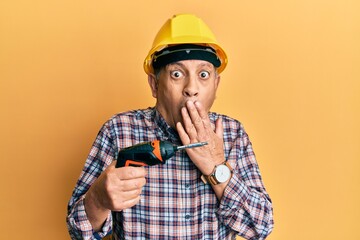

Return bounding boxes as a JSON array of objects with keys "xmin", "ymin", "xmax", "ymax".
[
  {"xmin": 185, "ymin": 183, "xmax": 190, "ymax": 189},
  {"xmin": 185, "ymin": 214, "xmax": 191, "ymax": 220}
]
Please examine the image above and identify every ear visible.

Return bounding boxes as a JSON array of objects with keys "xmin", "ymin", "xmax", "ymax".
[
  {"xmin": 148, "ymin": 74, "xmax": 158, "ymax": 98},
  {"xmin": 215, "ymin": 74, "xmax": 221, "ymax": 90}
]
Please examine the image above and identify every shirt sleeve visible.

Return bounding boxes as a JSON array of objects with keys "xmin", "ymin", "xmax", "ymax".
[
  {"xmin": 216, "ymin": 124, "xmax": 274, "ymax": 240},
  {"xmin": 66, "ymin": 123, "xmax": 116, "ymax": 239}
]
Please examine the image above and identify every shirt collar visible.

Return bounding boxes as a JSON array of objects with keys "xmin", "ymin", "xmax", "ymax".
[{"xmin": 152, "ymin": 108, "xmax": 181, "ymax": 144}]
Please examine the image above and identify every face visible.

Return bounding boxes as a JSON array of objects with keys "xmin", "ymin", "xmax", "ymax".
[{"xmin": 148, "ymin": 59, "xmax": 220, "ymax": 128}]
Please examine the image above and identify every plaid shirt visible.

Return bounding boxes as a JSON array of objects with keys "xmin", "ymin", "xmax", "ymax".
[{"xmin": 67, "ymin": 108, "xmax": 274, "ymax": 240}]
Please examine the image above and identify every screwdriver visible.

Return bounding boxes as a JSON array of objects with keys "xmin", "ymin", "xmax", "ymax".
[{"xmin": 115, "ymin": 140, "xmax": 208, "ymax": 168}]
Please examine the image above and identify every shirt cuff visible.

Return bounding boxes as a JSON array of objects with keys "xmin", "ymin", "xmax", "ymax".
[
  {"xmin": 70, "ymin": 195, "xmax": 113, "ymax": 239},
  {"xmin": 216, "ymin": 173, "xmax": 251, "ymax": 222}
]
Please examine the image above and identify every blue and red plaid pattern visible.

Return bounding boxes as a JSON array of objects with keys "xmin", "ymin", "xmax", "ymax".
[{"xmin": 67, "ymin": 108, "xmax": 274, "ymax": 239}]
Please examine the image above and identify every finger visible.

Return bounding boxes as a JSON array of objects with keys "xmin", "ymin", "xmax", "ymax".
[
  {"xmin": 185, "ymin": 101, "xmax": 208, "ymax": 139},
  {"xmin": 176, "ymin": 121, "xmax": 191, "ymax": 144},
  {"xmin": 118, "ymin": 177, "xmax": 147, "ymax": 192},
  {"xmin": 115, "ymin": 166, "xmax": 147, "ymax": 180},
  {"xmin": 194, "ymin": 101, "xmax": 214, "ymax": 135},
  {"xmin": 185, "ymin": 101, "xmax": 203, "ymax": 128},
  {"xmin": 215, "ymin": 117, "xmax": 224, "ymax": 139},
  {"xmin": 110, "ymin": 187, "xmax": 142, "ymax": 203},
  {"xmin": 194, "ymin": 101, "xmax": 212, "ymax": 127},
  {"xmin": 113, "ymin": 195, "xmax": 141, "ymax": 211},
  {"xmin": 181, "ymin": 106, "xmax": 198, "ymax": 139}
]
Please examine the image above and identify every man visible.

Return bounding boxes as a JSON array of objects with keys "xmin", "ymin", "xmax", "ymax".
[{"xmin": 67, "ymin": 14, "xmax": 274, "ymax": 239}]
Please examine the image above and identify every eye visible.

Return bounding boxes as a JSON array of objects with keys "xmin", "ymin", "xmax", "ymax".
[
  {"xmin": 170, "ymin": 70, "xmax": 183, "ymax": 79},
  {"xmin": 199, "ymin": 71, "xmax": 210, "ymax": 79}
]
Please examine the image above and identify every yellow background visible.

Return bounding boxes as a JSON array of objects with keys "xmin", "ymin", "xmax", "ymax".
[{"xmin": 1, "ymin": 1, "xmax": 359, "ymax": 239}]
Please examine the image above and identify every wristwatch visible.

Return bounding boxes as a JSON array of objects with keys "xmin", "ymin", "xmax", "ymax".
[{"xmin": 201, "ymin": 162, "xmax": 232, "ymax": 185}]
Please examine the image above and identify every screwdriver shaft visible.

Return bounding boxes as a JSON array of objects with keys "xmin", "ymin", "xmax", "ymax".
[{"xmin": 176, "ymin": 142, "xmax": 208, "ymax": 150}]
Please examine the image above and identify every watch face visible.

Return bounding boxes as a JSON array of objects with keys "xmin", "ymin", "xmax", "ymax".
[{"xmin": 214, "ymin": 164, "xmax": 231, "ymax": 183}]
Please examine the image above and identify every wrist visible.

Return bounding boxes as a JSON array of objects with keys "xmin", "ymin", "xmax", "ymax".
[
  {"xmin": 198, "ymin": 157, "xmax": 225, "ymax": 176},
  {"xmin": 84, "ymin": 187, "xmax": 110, "ymax": 231},
  {"xmin": 201, "ymin": 161, "xmax": 233, "ymax": 185},
  {"xmin": 201, "ymin": 163, "xmax": 217, "ymax": 176},
  {"xmin": 85, "ymin": 185, "xmax": 108, "ymax": 213}
]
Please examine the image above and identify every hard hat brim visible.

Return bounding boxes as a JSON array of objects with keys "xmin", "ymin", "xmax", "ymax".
[{"xmin": 144, "ymin": 43, "xmax": 227, "ymax": 75}]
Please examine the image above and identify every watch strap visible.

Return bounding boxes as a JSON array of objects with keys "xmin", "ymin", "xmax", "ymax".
[{"xmin": 201, "ymin": 161, "xmax": 232, "ymax": 185}]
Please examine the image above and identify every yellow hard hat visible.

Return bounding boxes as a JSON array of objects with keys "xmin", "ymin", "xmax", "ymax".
[{"xmin": 144, "ymin": 14, "xmax": 228, "ymax": 75}]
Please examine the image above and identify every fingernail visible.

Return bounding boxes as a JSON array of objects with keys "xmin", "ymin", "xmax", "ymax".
[{"xmin": 187, "ymin": 101, "xmax": 195, "ymax": 108}]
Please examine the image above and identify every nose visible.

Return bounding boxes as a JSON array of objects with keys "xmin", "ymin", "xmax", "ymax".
[{"xmin": 183, "ymin": 76, "xmax": 199, "ymax": 98}]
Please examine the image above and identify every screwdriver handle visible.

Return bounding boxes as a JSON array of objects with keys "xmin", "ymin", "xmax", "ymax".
[
  {"xmin": 115, "ymin": 140, "xmax": 207, "ymax": 168},
  {"xmin": 115, "ymin": 140, "xmax": 171, "ymax": 168}
]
